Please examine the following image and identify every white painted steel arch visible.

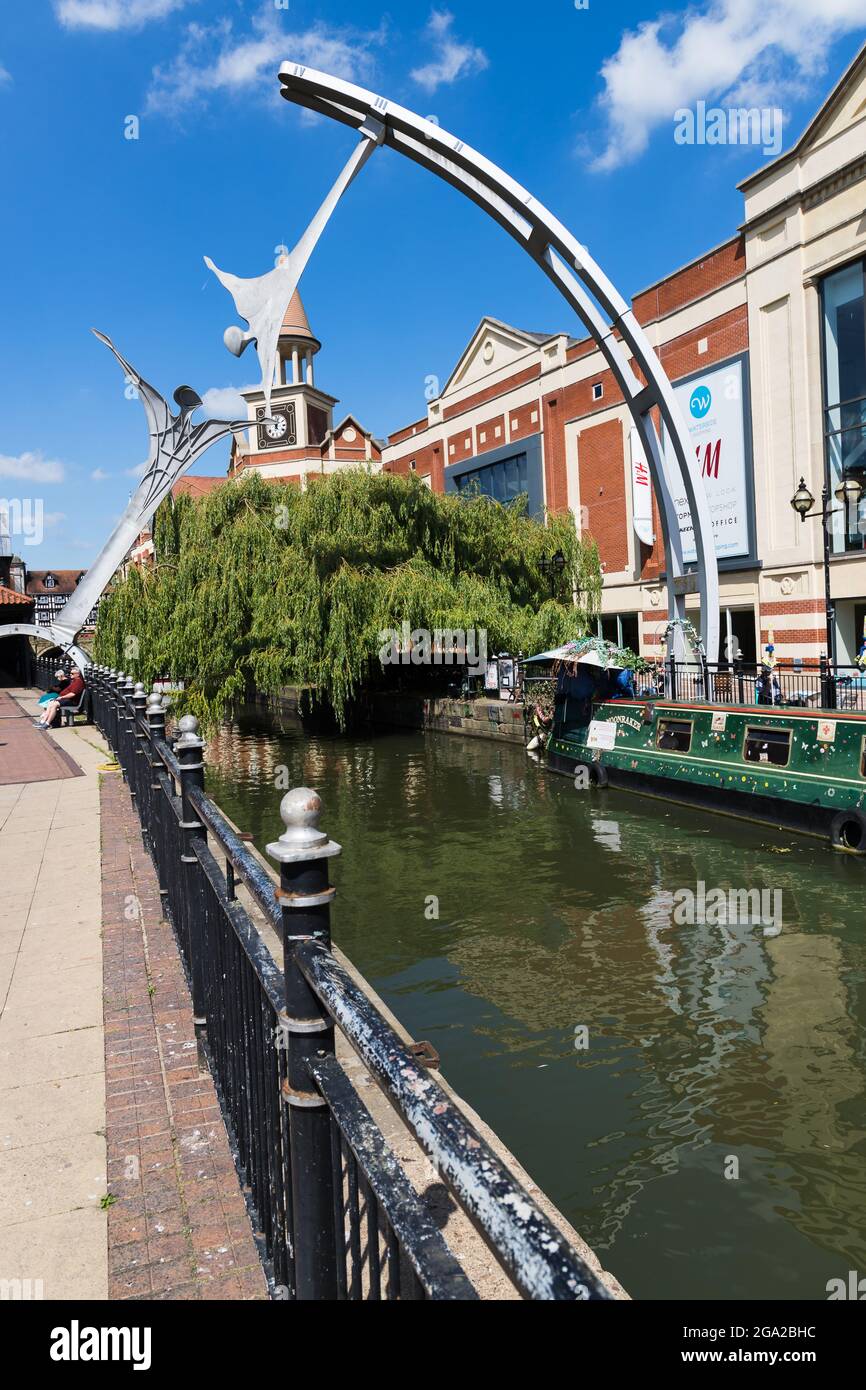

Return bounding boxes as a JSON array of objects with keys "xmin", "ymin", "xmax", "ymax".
[
  {"xmin": 0, "ymin": 621, "xmax": 89, "ymax": 672},
  {"xmin": 277, "ymin": 62, "xmax": 720, "ymax": 661}
]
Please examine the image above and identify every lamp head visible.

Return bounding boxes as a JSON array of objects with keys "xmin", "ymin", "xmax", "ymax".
[
  {"xmin": 790, "ymin": 478, "xmax": 814, "ymax": 521},
  {"xmin": 834, "ymin": 474, "xmax": 863, "ymax": 508}
]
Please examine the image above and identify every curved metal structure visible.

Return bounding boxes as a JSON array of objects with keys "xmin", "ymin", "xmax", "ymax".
[
  {"xmin": 0, "ymin": 332, "xmax": 253, "ymax": 671},
  {"xmin": 278, "ymin": 62, "xmax": 720, "ymax": 661},
  {"xmin": 0, "ymin": 621, "xmax": 89, "ymax": 671}
]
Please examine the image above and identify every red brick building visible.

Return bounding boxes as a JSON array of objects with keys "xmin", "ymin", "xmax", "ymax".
[{"xmin": 382, "ymin": 44, "xmax": 866, "ymax": 668}]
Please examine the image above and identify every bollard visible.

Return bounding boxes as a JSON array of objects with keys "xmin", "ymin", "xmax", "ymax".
[
  {"xmin": 267, "ymin": 787, "xmax": 341, "ymax": 1301},
  {"xmin": 176, "ymin": 714, "xmax": 208, "ymax": 1068}
]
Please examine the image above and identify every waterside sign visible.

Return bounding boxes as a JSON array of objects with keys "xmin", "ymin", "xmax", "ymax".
[{"xmin": 663, "ymin": 356, "xmax": 752, "ymax": 564}]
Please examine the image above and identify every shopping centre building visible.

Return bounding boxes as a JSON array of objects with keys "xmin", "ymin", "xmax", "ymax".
[
  {"xmin": 378, "ymin": 42, "xmax": 866, "ymax": 668},
  {"xmin": 138, "ymin": 43, "xmax": 866, "ymax": 671}
]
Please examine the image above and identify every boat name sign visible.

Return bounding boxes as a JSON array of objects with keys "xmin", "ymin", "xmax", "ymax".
[{"xmin": 588, "ymin": 720, "xmax": 619, "ymax": 750}]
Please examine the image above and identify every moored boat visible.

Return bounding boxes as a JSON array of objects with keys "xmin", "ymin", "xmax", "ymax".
[{"xmin": 524, "ymin": 640, "xmax": 866, "ymax": 855}]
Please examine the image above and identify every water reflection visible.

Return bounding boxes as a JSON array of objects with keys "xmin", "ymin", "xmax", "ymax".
[{"xmin": 205, "ymin": 706, "xmax": 866, "ymax": 1300}]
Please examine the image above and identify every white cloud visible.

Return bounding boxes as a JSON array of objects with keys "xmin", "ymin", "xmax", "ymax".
[
  {"xmin": 0, "ymin": 451, "xmax": 65, "ymax": 484},
  {"xmin": 199, "ymin": 386, "xmax": 253, "ymax": 419},
  {"xmin": 90, "ymin": 468, "xmax": 110, "ymax": 481},
  {"xmin": 411, "ymin": 10, "xmax": 489, "ymax": 94},
  {"xmin": 592, "ymin": 0, "xmax": 866, "ymax": 171},
  {"xmin": 44, "ymin": 512, "xmax": 66, "ymax": 527},
  {"xmin": 146, "ymin": 7, "xmax": 384, "ymax": 116},
  {"xmin": 55, "ymin": 0, "xmax": 195, "ymax": 31},
  {"xmin": 0, "ymin": 64, "xmax": 11, "ymax": 85}
]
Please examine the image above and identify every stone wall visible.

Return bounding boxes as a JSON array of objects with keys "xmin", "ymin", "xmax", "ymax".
[{"xmin": 370, "ymin": 692, "xmax": 527, "ymax": 744}]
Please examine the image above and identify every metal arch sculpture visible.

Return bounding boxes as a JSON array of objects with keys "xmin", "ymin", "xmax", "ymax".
[
  {"xmin": 0, "ymin": 331, "xmax": 253, "ymax": 671},
  {"xmin": 0, "ymin": 129, "xmax": 388, "ymax": 672},
  {"xmin": 205, "ymin": 115, "xmax": 384, "ymax": 417},
  {"xmin": 276, "ymin": 62, "xmax": 720, "ymax": 662}
]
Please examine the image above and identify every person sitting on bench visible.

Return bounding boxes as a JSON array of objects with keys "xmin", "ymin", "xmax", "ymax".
[
  {"xmin": 38, "ymin": 668, "xmax": 68, "ymax": 710},
  {"xmin": 35, "ymin": 667, "xmax": 85, "ymax": 729}
]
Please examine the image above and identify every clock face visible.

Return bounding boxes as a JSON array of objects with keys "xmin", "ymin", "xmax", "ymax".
[
  {"xmin": 256, "ymin": 403, "xmax": 297, "ymax": 449},
  {"xmin": 265, "ymin": 414, "xmax": 288, "ymax": 440}
]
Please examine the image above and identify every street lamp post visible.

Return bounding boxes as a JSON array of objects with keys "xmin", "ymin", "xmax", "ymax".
[
  {"xmin": 540, "ymin": 549, "xmax": 566, "ymax": 598},
  {"xmin": 790, "ymin": 475, "xmax": 863, "ymax": 666}
]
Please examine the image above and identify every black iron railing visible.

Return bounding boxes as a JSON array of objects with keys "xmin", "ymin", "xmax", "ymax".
[
  {"xmin": 84, "ymin": 665, "xmax": 613, "ymax": 1302},
  {"xmin": 521, "ymin": 657, "xmax": 866, "ymax": 714}
]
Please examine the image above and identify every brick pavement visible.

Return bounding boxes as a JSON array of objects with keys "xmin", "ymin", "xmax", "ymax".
[
  {"xmin": 100, "ymin": 768, "xmax": 267, "ymax": 1301},
  {"xmin": 0, "ymin": 691, "xmax": 84, "ymax": 785}
]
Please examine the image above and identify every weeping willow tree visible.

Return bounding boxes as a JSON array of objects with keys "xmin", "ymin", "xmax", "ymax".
[{"xmin": 94, "ymin": 469, "xmax": 601, "ymax": 728}]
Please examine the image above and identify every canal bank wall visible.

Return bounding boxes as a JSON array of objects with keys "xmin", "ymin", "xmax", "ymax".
[{"xmin": 266, "ymin": 687, "xmax": 528, "ymax": 745}]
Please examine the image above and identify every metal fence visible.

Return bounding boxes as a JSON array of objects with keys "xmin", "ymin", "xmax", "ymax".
[
  {"xmin": 520, "ymin": 656, "xmax": 866, "ymax": 714},
  {"xmin": 81, "ymin": 664, "xmax": 612, "ymax": 1302}
]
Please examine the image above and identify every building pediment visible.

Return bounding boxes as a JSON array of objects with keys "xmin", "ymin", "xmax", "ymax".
[
  {"xmin": 805, "ymin": 47, "xmax": 866, "ymax": 150},
  {"xmin": 740, "ymin": 42, "xmax": 866, "ymax": 192},
  {"xmin": 443, "ymin": 318, "xmax": 554, "ymax": 396}
]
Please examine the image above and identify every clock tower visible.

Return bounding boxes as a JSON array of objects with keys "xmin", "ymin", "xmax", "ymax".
[{"xmin": 231, "ymin": 287, "xmax": 340, "ymax": 482}]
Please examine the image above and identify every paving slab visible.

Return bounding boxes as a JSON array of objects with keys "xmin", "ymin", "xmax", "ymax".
[{"xmin": 0, "ymin": 693, "xmax": 108, "ymax": 1300}]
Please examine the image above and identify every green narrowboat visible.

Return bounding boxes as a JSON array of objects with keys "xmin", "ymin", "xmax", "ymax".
[{"xmin": 525, "ymin": 642, "xmax": 866, "ymax": 855}]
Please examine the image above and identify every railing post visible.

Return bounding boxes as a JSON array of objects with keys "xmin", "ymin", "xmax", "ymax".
[
  {"xmin": 132, "ymin": 682, "xmax": 150, "ymax": 846},
  {"xmin": 105, "ymin": 671, "xmax": 117, "ymax": 754},
  {"xmin": 146, "ymin": 691, "xmax": 169, "ymax": 902},
  {"xmin": 820, "ymin": 654, "xmax": 836, "ymax": 711},
  {"xmin": 267, "ymin": 787, "xmax": 341, "ymax": 1301},
  {"xmin": 176, "ymin": 714, "xmax": 209, "ymax": 1067},
  {"xmin": 97, "ymin": 667, "xmax": 107, "ymax": 733},
  {"xmin": 114, "ymin": 672, "xmax": 127, "ymax": 771},
  {"xmin": 121, "ymin": 674, "xmax": 136, "ymax": 784}
]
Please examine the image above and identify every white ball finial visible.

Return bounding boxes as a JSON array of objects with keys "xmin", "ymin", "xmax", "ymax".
[{"xmin": 266, "ymin": 786, "xmax": 341, "ymax": 864}]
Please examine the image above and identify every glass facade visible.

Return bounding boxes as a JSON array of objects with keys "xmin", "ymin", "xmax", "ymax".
[
  {"xmin": 822, "ymin": 260, "xmax": 866, "ymax": 553},
  {"xmin": 453, "ymin": 453, "xmax": 528, "ymax": 505}
]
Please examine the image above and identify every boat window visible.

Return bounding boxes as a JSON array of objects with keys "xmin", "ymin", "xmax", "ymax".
[
  {"xmin": 656, "ymin": 719, "xmax": 692, "ymax": 753},
  {"xmin": 743, "ymin": 726, "xmax": 791, "ymax": 767}
]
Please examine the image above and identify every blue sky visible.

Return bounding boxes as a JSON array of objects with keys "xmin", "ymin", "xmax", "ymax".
[{"xmin": 1, "ymin": 0, "xmax": 865, "ymax": 567}]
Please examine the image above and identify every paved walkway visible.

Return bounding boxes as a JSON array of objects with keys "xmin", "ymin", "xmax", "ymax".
[
  {"xmin": 101, "ymin": 770, "xmax": 266, "ymax": 1300},
  {"xmin": 0, "ymin": 689, "xmax": 266, "ymax": 1302},
  {"xmin": 0, "ymin": 691, "xmax": 107, "ymax": 1299},
  {"xmin": 0, "ymin": 691, "xmax": 84, "ymax": 785}
]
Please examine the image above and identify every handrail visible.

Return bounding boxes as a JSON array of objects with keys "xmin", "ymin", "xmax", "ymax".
[
  {"xmin": 83, "ymin": 663, "xmax": 622, "ymax": 1301},
  {"xmin": 308, "ymin": 1052, "xmax": 479, "ymax": 1301},
  {"xmin": 192, "ymin": 839, "xmax": 286, "ymax": 1015},
  {"xmin": 296, "ymin": 938, "xmax": 613, "ymax": 1302},
  {"xmin": 187, "ymin": 782, "xmax": 283, "ymax": 934}
]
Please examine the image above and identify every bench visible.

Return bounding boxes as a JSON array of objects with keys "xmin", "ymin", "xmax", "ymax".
[{"xmin": 60, "ymin": 689, "xmax": 89, "ymax": 727}]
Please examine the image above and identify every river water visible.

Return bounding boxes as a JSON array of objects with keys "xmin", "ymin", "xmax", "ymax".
[{"xmin": 204, "ymin": 704, "xmax": 866, "ymax": 1302}]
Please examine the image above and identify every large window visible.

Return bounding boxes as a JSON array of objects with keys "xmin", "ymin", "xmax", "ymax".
[
  {"xmin": 822, "ymin": 260, "xmax": 866, "ymax": 553},
  {"xmin": 453, "ymin": 453, "xmax": 528, "ymax": 505},
  {"xmin": 598, "ymin": 613, "xmax": 639, "ymax": 653}
]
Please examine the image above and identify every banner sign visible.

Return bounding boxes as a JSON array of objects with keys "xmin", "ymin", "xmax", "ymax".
[
  {"xmin": 663, "ymin": 357, "xmax": 751, "ymax": 564},
  {"xmin": 630, "ymin": 428, "xmax": 654, "ymax": 547}
]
